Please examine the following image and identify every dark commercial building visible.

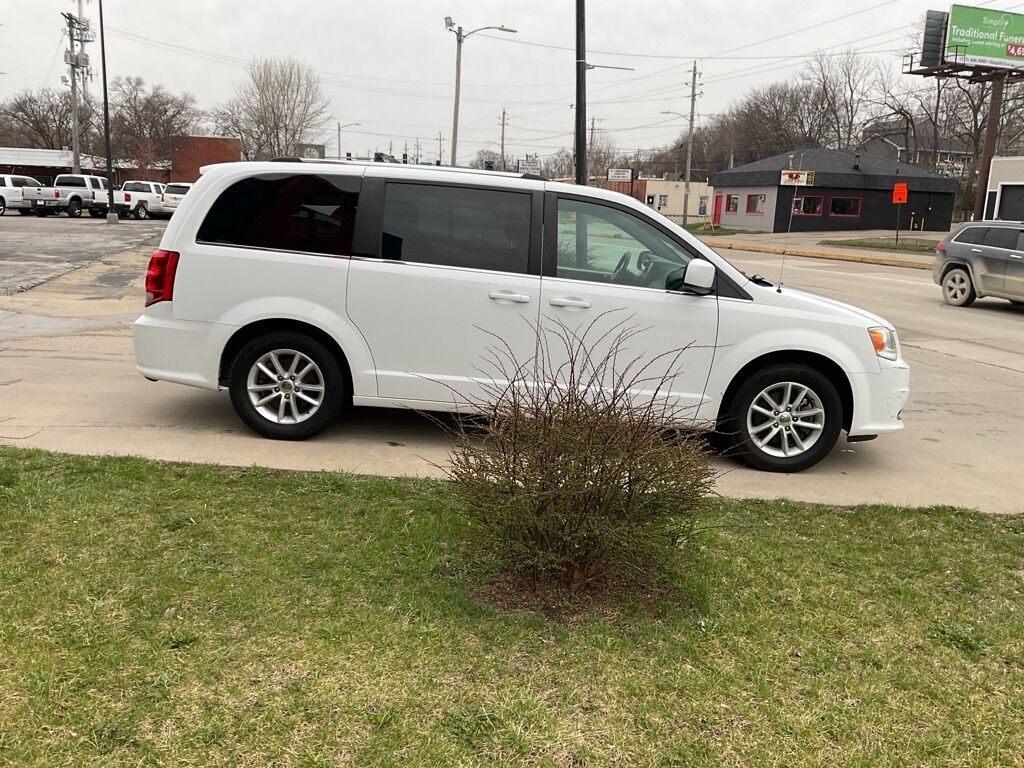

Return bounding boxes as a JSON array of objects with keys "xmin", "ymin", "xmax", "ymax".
[{"xmin": 709, "ymin": 148, "xmax": 958, "ymax": 232}]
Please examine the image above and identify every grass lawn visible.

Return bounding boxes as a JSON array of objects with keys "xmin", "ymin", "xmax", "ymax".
[
  {"xmin": 685, "ymin": 223, "xmax": 756, "ymax": 237},
  {"xmin": 819, "ymin": 237, "xmax": 938, "ymax": 254},
  {"xmin": 1, "ymin": 447, "xmax": 1023, "ymax": 766}
]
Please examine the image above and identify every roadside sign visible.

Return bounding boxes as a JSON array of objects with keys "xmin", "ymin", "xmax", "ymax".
[
  {"xmin": 892, "ymin": 182, "xmax": 908, "ymax": 204},
  {"xmin": 607, "ymin": 168, "xmax": 632, "ymax": 181},
  {"xmin": 780, "ymin": 170, "xmax": 815, "ymax": 186},
  {"xmin": 518, "ymin": 158, "xmax": 541, "ymax": 174},
  {"xmin": 946, "ymin": 4, "xmax": 1024, "ymax": 69}
]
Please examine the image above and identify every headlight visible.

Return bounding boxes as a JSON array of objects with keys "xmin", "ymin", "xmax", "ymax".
[{"xmin": 868, "ymin": 327, "xmax": 898, "ymax": 361}]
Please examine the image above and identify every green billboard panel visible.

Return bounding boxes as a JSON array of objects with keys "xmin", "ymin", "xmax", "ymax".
[{"xmin": 946, "ymin": 4, "xmax": 1024, "ymax": 69}]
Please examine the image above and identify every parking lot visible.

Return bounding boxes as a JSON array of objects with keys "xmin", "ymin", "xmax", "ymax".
[{"xmin": 0, "ymin": 214, "xmax": 1021, "ymax": 513}]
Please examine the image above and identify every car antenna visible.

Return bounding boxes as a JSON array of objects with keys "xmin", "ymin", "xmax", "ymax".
[{"xmin": 778, "ymin": 151, "xmax": 805, "ymax": 293}]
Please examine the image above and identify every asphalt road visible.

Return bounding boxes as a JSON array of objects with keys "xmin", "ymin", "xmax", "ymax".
[
  {"xmin": 0, "ymin": 217, "xmax": 1020, "ymax": 513},
  {"xmin": 0, "ymin": 211, "xmax": 165, "ymax": 295}
]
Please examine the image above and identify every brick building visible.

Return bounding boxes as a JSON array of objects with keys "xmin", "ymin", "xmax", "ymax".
[{"xmin": 168, "ymin": 136, "xmax": 242, "ymax": 182}]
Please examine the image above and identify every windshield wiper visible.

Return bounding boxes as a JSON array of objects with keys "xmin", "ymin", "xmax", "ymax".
[{"xmin": 740, "ymin": 271, "xmax": 773, "ymax": 287}]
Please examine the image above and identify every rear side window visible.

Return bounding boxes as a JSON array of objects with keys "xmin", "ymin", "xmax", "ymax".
[
  {"xmin": 197, "ymin": 174, "xmax": 360, "ymax": 257},
  {"xmin": 955, "ymin": 227, "xmax": 986, "ymax": 245},
  {"xmin": 983, "ymin": 227, "xmax": 1018, "ymax": 249},
  {"xmin": 165, "ymin": 184, "xmax": 191, "ymax": 195},
  {"xmin": 381, "ymin": 182, "xmax": 531, "ymax": 273},
  {"xmin": 55, "ymin": 175, "xmax": 87, "ymax": 188}
]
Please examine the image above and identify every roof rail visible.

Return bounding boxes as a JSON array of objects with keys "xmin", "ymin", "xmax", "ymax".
[{"xmin": 267, "ymin": 156, "xmax": 547, "ymax": 180}]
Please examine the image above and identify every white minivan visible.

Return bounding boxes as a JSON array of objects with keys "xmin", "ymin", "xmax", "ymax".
[{"xmin": 133, "ymin": 160, "xmax": 909, "ymax": 472}]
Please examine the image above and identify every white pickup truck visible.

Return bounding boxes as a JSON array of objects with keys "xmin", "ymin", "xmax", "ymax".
[
  {"xmin": 21, "ymin": 173, "xmax": 112, "ymax": 218},
  {"xmin": 0, "ymin": 174, "xmax": 46, "ymax": 215},
  {"xmin": 115, "ymin": 180, "xmax": 166, "ymax": 220}
]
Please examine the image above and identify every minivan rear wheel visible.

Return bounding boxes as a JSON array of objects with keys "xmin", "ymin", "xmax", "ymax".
[
  {"xmin": 228, "ymin": 332, "xmax": 344, "ymax": 440},
  {"xmin": 942, "ymin": 267, "xmax": 976, "ymax": 307},
  {"xmin": 725, "ymin": 364, "xmax": 843, "ymax": 472}
]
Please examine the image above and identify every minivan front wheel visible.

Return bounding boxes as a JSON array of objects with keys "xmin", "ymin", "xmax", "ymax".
[
  {"xmin": 228, "ymin": 332, "xmax": 343, "ymax": 440},
  {"xmin": 726, "ymin": 364, "xmax": 843, "ymax": 472},
  {"xmin": 942, "ymin": 267, "xmax": 976, "ymax": 307}
]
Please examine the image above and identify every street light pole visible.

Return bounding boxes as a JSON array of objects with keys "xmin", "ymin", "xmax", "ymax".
[
  {"xmin": 662, "ymin": 62, "xmax": 699, "ymax": 226},
  {"xmin": 97, "ymin": 0, "xmax": 117, "ymax": 224},
  {"xmin": 575, "ymin": 0, "xmax": 586, "ymax": 185},
  {"xmin": 445, "ymin": 17, "xmax": 516, "ymax": 167},
  {"xmin": 336, "ymin": 121, "xmax": 360, "ymax": 159}
]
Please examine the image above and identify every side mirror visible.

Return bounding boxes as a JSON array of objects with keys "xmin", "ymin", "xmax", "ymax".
[{"xmin": 682, "ymin": 259, "xmax": 715, "ymax": 294}]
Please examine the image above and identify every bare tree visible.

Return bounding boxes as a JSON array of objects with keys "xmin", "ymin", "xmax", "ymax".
[
  {"xmin": 469, "ymin": 148, "xmax": 509, "ymax": 170},
  {"xmin": 542, "ymin": 148, "xmax": 574, "ymax": 180},
  {"xmin": 1, "ymin": 88, "xmax": 94, "ymax": 149},
  {"xmin": 804, "ymin": 50, "xmax": 874, "ymax": 150},
  {"xmin": 110, "ymin": 77, "xmax": 201, "ymax": 170},
  {"xmin": 213, "ymin": 58, "xmax": 330, "ymax": 160}
]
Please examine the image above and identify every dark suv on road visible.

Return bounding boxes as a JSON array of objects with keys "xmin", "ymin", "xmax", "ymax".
[{"xmin": 934, "ymin": 221, "xmax": 1024, "ymax": 307}]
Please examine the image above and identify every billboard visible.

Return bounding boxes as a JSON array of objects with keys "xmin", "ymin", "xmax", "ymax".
[
  {"xmin": 518, "ymin": 158, "xmax": 541, "ymax": 174},
  {"xmin": 946, "ymin": 4, "xmax": 1024, "ymax": 69},
  {"xmin": 607, "ymin": 168, "xmax": 632, "ymax": 181}
]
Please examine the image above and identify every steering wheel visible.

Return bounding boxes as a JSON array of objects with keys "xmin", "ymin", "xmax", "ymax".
[{"xmin": 613, "ymin": 250, "xmax": 631, "ymax": 276}]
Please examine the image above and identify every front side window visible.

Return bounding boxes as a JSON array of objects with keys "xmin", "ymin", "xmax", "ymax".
[
  {"xmin": 12, "ymin": 177, "xmax": 40, "ymax": 187},
  {"xmin": 725, "ymin": 194, "xmax": 739, "ymax": 213},
  {"xmin": 555, "ymin": 197, "xmax": 694, "ymax": 290},
  {"xmin": 381, "ymin": 183, "xmax": 531, "ymax": 274},
  {"xmin": 830, "ymin": 197, "xmax": 861, "ymax": 216},
  {"xmin": 745, "ymin": 194, "xmax": 765, "ymax": 214},
  {"xmin": 197, "ymin": 174, "xmax": 360, "ymax": 257},
  {"xmin": 793, "ymin": 196, "xmax": 823, "ymax": 216}
]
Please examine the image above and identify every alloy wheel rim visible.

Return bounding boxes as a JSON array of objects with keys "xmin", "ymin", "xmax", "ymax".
[
  {"xmin": 944, "ymin": 272, "xmax": 967, "ymax": 301},
  {"xmin": 246, "ymin": 349, "xmax": 325, "ymax": 424},
  {"xmin": 746, "ymin": 381, "xmax": 825, "ymax": 459}
]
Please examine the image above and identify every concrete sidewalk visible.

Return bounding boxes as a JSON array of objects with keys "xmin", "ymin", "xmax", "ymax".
[{"xmin": 694, "ymin": 228, "xmax": 938, "ymax": 270}]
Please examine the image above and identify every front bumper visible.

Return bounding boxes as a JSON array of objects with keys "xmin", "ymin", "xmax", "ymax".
[{"xmin": 847, "ymin": 362, "xmax": 910, "ymax": 437}]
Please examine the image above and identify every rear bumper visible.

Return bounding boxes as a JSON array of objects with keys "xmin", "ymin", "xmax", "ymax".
[
  {"xmin": 847, "ymin": 362, "xmax": 910, "ymax": 437},
  {"xmin": 133, "ymin": 304, "xmax": 234, "ymax": 391}
]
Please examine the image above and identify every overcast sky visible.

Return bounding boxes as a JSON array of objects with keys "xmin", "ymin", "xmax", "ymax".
[{"xmin": 0, "ymin": 0, "xmax": 1015, "ymax": 164}]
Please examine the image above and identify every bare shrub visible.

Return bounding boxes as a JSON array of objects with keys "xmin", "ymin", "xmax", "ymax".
[{"xmin": 444, "ymin": 313, "xmax": 716, "ymax": 591}]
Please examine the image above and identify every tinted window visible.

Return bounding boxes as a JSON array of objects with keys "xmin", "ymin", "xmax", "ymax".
[
  {"xmin": 381, "ymin": 183, "xmax": 531, "ymax": 273},
  {"xmin": 55, "ymin": 175, "xmax": 87, "ymax": 188},
  {"xmin": 123, "ymin": 182, "xmax": 147, "ymax": 192},
  {"xmin": 555, "ymin": 197, "xmax": 693, "ymax": 289},
  {"xmin": 12, "ymin": 177, "xmax": 40, "ymax": 188},
  {"xmin": 956, "ymin": 227, "xmax": 987, "ymax": 245},
  {"xmin": 983, "ymin": 227, "xmax": 1018, "ymax": 249},
  {"xmin": 197, "ymin": 173, "xmax": 360, "ymax": 257},
  {"xmin": 165, "ymin": 184, "xmax": 191, "ymax": 195},
  {"xmin": 0, "ymin": 178, "xmax": 6, "ymax": 187}
]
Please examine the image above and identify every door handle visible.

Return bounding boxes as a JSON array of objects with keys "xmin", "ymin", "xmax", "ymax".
[
  {"xmin": 549, "ymin": 297, "xmax": 592, "ymax": 309},
  {"xmin": 488, "ymin": 290, "xmax": 531, "ymax": 304},
  {"xmin": 970, "ymin": 248, "xmax": 983, "ymax": 253}
]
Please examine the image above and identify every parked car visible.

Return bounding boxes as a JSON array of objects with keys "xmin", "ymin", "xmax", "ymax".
[
  {"xmin": 159, "ymin": 182, "xmax": 193, "ymax": 215},
  {"xmin": 133, "ymin": 160, "xmax": 910, "ymax": 472},
  {"xmin": 21, "ymin": 173, "xmax": 111, "ymax": 217},
  {"xmin": 115, "ymin": 180, "xmax": 165, "ymax": 220},
  {"xmin": 934, "ymin": 221, "xmax": 1024, "ymax": 307},
  {"xmin": 0, "ymin": 174, "xmax": 46, "ymax": 215}
]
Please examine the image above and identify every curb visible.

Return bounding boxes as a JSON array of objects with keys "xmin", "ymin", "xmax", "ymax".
[{"xmin": 704, "ymin": 240, "xmax": 933, "ymax": 270}]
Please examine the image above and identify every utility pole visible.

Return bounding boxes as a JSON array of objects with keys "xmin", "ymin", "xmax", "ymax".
[
  {"xmin": 574, "ymin": 0, "xmax": 587, "ymax": 185},
  {"xmin": 77, "ymin": 0, "xmax": 91, "ymax": 102},
  {"xmin": 414, "ymin": 137, "xmax": 422, "ymax": 164},
  {"xmin": 682, "ymin": 60, "xmax": 698, "ymax": 227},
  {"xmin": 337, "ymin": 123, "xmax": 341, "ymax": 159},
  {"xmin": 499, "ymin": 108, "xmax": 507, "ymax": 171},
  {"xmin": 63, "ymin": 12, "xmax": 81, "ymax": 174},
  {"xmin": 438, "ymin": 132, "xmax": 444, "ymax": 164}
]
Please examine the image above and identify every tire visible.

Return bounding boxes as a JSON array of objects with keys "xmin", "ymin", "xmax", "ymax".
[
  {"xmin": 133, "ymin": 202, "xmax": 149, "ymax": 220},
  {"xmin": 66, "ymin": 199, "xmax": 83, "ymax": 218},
  {"xmin": 228, "ymin": 331, "xmax": 344, "ymax": 441},
  {"xmin": 725, "ymin": 364, "xmax": 843, "ymax": 473},
  {"xmin": 88, "ymin": 208, "xmax": 104, "ymax": 218},
  {"xmin": 35, "ymin": 209, "xmax": 50, "ymax": 217},
  {"xmin": 17, "ymin": 208, "xmax": 33, "ymax": 215},
  {"xmin": 0, "ymin": 197, "xmax": 6, "ymax": 215},
  {"xmin": 942, "ymin": 267, "xmax": 976, "ymax": 307},
  {"xmin": 1010, "ymin": 300, "xmax": 1024, "ymax": 307}
]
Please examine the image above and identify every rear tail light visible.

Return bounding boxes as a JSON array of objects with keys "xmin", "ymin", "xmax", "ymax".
[
  {"xmin": 145, "ymin": 250, "xmax": 180, "ymax": 306},
  {"xmin": 124, "ymin": 193, "xmax": 131, "ymax": 202},
  {"xmin": 91, "ymin": 190, "xmax": 95, "ymax": 200},
  {"xmin": 54, "ymin": 189, "xmax": 60, "ymax": 198},
  {"xmin": 935, "ymin": 242, "xmax": 942, "ymax": 253}
]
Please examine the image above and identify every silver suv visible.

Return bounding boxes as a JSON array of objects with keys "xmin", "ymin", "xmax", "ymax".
[{"xmin": 934, "ymin": 221, "xmax": 1024, "ymax": 307}]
